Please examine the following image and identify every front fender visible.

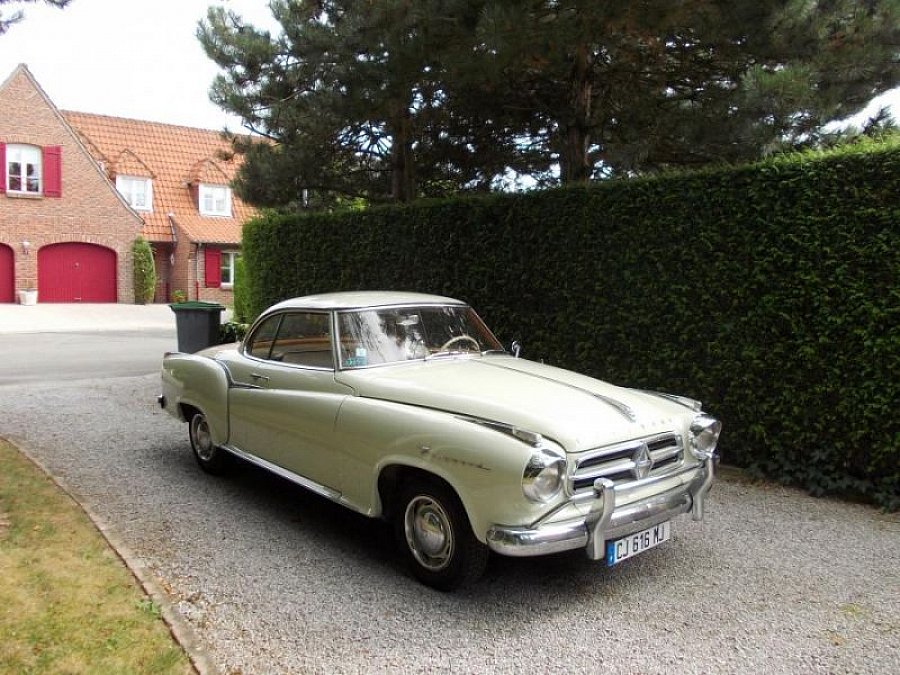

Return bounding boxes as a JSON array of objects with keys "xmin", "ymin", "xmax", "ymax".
[
  {"xmin": 333, "ymin": 396, "xmax": 554, "ymax": 542},
  {"xmin": 161, "ymin": 353, "xmax": 230, "ymax": 446}
]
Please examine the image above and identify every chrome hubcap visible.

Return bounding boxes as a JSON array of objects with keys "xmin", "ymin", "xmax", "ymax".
[
  {"xmin": 404, "ymin": 496, "xmax": 453, "ymax": 571},
  {"xmin": 191, "ymin": 416, "xmax": 214, "ymax": 461}
]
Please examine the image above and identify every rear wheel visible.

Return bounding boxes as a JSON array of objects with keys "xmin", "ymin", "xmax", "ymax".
[
  {"xmin": 188, "ymin": 412, "xmax": 231, "ymax": 475},
  {"xmin": 395, "ymin": 479, "xmax": 488, "ymax": 591}
]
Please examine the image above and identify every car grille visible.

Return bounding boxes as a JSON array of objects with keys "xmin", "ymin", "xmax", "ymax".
[{"xmin": 570, "ymin": 433, "xmax": 684, "ymax": 495}]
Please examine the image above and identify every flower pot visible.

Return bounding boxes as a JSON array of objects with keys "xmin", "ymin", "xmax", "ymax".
[{"xmin": 18, "ymin": 289, "xmax": 37, "ymax": 305}]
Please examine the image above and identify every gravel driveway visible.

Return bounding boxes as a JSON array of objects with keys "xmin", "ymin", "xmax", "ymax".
[{"xmin": 1, "ymin": 370, "xmax": 897, "ymax": 674}]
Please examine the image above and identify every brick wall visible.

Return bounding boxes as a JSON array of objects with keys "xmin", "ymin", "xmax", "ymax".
[
  {"xmin": 190, "ymin": 242, "xmax": 235, "ymax": 306},
  {"xmin": 0, "ymin": 67, "xmax": 143, "ymax": 303}
]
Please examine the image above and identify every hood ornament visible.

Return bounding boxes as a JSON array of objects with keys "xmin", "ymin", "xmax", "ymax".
[{"xmin": 591, "ymin": 393, "xmax": 637, "ymax": 422}]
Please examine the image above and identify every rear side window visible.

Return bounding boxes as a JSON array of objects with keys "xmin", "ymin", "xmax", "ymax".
[
  {"xmin": 246, "ymin": 315, "xmax": 282, "ymax": 360},
  {"xmin": 269, "ymin": 312, "xmax": 334, "ymax": 369}
]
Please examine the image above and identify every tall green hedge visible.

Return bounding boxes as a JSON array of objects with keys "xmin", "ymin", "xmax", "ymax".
[{"xmin": 242, "ymin": 141, "xmax": 900, "ymax": 508}]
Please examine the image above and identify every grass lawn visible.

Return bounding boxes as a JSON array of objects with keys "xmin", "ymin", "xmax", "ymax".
[{"xmin": 0, "ymin": 439, "xmax": 193, "ymax": 674}]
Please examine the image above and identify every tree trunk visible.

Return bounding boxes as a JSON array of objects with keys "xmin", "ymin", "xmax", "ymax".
[
  {"xmin": 390, "ymin": 104, "xmax": 415, "ymax": 202},
  {"xmin": 559, "ymin": 43, "xmax": 593, "ymax": 184}
]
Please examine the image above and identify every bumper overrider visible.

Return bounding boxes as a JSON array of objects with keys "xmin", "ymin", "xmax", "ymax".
[{"xmin": 486, "ymin": 454, "xmax": 717, "ymax": 560}]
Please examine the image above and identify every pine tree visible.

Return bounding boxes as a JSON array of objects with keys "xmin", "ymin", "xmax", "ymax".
[{"xmin": 199, "ymin": 0, "xmax": 900, "ymax": 206}]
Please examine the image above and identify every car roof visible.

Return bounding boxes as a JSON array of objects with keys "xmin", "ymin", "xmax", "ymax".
[{"xmin": 266, "ymin": 291, "xmax": 467, "ymax": 312}]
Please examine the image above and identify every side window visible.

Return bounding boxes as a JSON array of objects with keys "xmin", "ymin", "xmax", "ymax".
[
  {"xmin": 220, "ymin": 251, "xmax": 239, "ymax": 286},
  {"xmin": 1, "ymin": 143, "xmax": 61, "ymax": 198},
  {"xmin": 270, "ymin": 312, "xmax": 334, "ymax": 369},
  {"xmin": 246, "ymin": 315, "xmax": 282, "ymax": 360},
  {"xmin": 6, "ymin": 144, "xmax": 42, "ymax": 193}
]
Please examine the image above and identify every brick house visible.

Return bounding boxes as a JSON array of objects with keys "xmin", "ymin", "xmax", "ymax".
[{"xmin": 0, "ymin": 63, "xmax": 256, "ymax": 304}]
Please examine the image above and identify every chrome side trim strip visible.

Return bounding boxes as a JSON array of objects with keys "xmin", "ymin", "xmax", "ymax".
[
  {"xmin": 638, "ymin": 390, "xmax": 702, "ymax": 412},
  {"xmin": 222, "ymin": 445, "xmax": 344, "ymax": 503}
]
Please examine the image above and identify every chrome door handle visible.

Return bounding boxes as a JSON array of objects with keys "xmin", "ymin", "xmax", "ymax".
[{"xmin": 250, "ymin": 372, "xmax": 269, "ymax": 382}]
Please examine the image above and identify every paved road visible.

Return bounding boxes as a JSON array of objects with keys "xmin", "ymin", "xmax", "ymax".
[
  {"xmin": 0, "ymin": 330, "xmax": 175, "ymax": 385},
  {"xmin": 0, "ymin": 321, "xmax": 897, "ymax": 674}
]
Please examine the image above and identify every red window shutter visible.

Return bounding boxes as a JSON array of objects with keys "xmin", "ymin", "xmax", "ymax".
[
  {"xmin": 43, "ymin": 145, "xmax": 62, "ymax": 197},
  {"xmin": 0, "ymin": 142, "xmax": 6, "ymax": 193},
  {"xmin": 204, "ymin": 248, "xmax": 221, "ymax": 288}
]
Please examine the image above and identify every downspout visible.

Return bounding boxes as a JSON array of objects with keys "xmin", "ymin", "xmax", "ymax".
[
  {"xmin": 195, "ymin": 242, "xmax": 203, "ymax": 301},
  {"xmin": 166, "ymin": 212, "xmax": 178, "ymax": 251},
  {"xmin": 166, "ymin": 213, "xmax": 178, "ymax": 302}
]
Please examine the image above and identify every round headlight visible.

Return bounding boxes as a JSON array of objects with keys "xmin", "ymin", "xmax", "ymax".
[
  {"xmin": 522, "ymin": 451, "xmax": 565, "ymax": 503},
  {"xmin": 690, "ymin": 413, "xmax": 722, "ymax": 460}
]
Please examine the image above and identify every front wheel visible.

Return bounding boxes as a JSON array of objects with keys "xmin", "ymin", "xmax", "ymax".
[
  {"xmin": 395, "ymin": 480, "xmax": 489, "ymax": 591},
  {"xmin": 189, "ymin": 412, "xmax": 231, "ymax": 475}
]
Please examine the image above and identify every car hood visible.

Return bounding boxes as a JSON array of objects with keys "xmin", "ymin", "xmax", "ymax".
[{"xmin": 336, "ymin": 356, "xmax": 690, "ymax": 452}]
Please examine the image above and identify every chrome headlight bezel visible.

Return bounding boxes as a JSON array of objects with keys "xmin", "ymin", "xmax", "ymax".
[
  {"xmin": 690, "ymin": 413, "xmax": 722, "ymax": 460},
  {"xmin": 522, "ymin": 449, "xmax": 566, "ymax": 503}
]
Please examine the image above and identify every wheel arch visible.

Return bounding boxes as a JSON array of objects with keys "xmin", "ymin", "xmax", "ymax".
[{"xmin": 377, "ymin": 463, "xmax": 483, "ymax": 542}]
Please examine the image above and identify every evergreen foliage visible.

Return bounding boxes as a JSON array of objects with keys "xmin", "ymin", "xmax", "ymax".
[
  {"xmin": 232, "ymin": 255, "xmax": 249, "ymax": 324},
  {"xmin": 131, "ymin": 237, "xmax": 156, "ymax": 305},
  {"xmin": 200, "ymin": 0, "xmax": 900, "ymax": 206},
  {"xmin": 241, "ymin": 139, "xmax": 900, "ymax": 509}
]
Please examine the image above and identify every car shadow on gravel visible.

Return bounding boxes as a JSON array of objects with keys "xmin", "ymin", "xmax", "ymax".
[
  {"xmin": 196, "ymin": 454, "xmax": 399, "ymax": 562},
  {"xmin": 176, "ymin": 452, "xmax": 672, "ymax": 598}
]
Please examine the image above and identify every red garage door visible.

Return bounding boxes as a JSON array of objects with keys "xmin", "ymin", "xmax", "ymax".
[
  {"xmin": 38, "ymin": 243, "xmax": 117, "ymax": 303},
  {"xmin": 0, "ymin": 244, "xmax": 13, "ymax": 303}
]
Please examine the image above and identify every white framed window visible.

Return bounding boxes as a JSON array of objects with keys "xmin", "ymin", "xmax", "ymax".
[
  {"xmin": 116, "ymin": 175, "xmax": 153, "ymax": 211},
  {"xmin": 221, "ymin": 250, "xmax": 239, "ymax": 287},
  {"xmin": 199, "ymin": 183, "xmax": 231, "ymax": 217},
  {"xmin": 6, "ymin": 144, "xmax": 42, "ymax": 194}
]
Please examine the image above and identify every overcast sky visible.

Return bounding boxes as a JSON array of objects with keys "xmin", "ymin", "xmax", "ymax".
[
  {"xmin": 0, "ymin": 0, "xmax": 276, "ymax": 130},
  {"xmin": 1, "ymin": 0, "xmax": 897, "ymax": 133}
]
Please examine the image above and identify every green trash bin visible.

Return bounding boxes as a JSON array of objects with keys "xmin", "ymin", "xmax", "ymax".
[{"xmin": 169, "ymin": 301, "xmax": 225, "ymax": 353}]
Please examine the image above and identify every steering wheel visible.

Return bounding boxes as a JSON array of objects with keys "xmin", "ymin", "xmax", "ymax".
[{"xmin": 437, "ymin": 334, "xmax": 480, "ymax": 353}]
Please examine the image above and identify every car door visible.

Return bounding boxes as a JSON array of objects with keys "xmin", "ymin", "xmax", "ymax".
[{"xmin": 226, "ymin": 310, "xmax": 352, "ymax": 489}]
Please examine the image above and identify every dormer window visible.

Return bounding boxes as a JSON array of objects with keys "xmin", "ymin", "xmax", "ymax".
[
  {"xmin": 116, "ymin": 175, "xmax": 153, "ymax": 211},
  {"xmin": 199, "ymin": 183, "xmax": 231, "ymax": 217}
]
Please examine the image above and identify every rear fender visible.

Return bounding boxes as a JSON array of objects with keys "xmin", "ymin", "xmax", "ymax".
[{"xmin": 161, "ymin": 353, "xmax": 230, "ymax": 446}]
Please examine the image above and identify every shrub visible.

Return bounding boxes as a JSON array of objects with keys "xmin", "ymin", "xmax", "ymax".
[
  {"xmin": 219, "ymin": 320, "xmax": 248, "ymax": 344},
  {"xmin": 131, "ymin": 237, "xmax": 156, "ymax": 304},
  {"xmin": 232, "ymin": 256, "xmax": 249, "ymax": 324}
]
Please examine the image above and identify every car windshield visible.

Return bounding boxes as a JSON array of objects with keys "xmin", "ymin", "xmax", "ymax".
[{"xmin": 337, "ymin": 305, "xmax": 504, "ymax": 368}]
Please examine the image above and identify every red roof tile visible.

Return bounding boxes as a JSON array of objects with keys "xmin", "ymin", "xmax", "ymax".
[{"xmin": 62, "ymin": 111, "xmax": 256, "ymax": 244}]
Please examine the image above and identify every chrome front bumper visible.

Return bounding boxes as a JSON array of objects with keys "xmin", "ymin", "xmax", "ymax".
[{"xmin": 486, "ymin": 456, "xmax": 716, "ymax": 560}]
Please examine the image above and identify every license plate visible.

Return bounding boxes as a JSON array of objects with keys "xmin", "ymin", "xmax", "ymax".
[{"xmin": 605, "ymin": 521, "xmax": 671, "ymax": 566}]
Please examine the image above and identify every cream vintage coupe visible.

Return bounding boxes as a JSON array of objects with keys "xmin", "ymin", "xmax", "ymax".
[{"xmin": 159, "ymin": 291, "xmax": 721, "ymax": 590}]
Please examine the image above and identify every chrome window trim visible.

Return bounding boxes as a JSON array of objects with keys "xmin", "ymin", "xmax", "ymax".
[
  {"xmin": 240, "ymin": 309, "xmax": 337, "ymax": 372},
  {"xmin": 333, "ymin": 303, "xmax": 504, "ymax": 371}
]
